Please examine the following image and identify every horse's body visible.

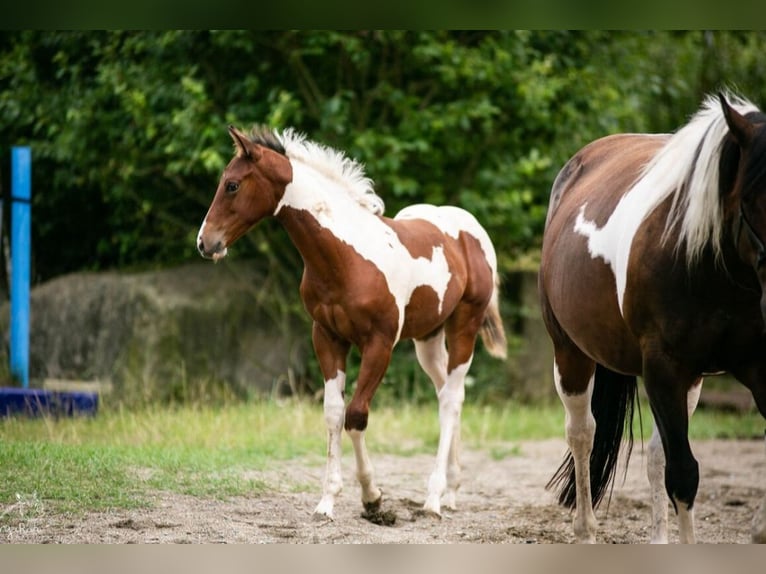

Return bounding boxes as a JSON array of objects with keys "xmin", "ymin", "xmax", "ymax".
[
  {"xmin": 198, "ymin": 127, "xmax": 506, "ymax": 519},
  {"xmin": 539, "ymin": 93, "xmax": 766, "ymax": 543}
]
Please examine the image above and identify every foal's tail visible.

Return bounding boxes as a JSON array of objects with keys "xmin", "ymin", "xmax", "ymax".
[
  {"xmin": 547, "ymin": 365, "xmax": 640, "ymax": 509},
  {"xmin": 479, "ymin": 273, "xmax": 507, "ymax": 360}
]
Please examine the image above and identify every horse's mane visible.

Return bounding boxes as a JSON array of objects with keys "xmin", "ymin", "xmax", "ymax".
[
  {"xmin": 636, "ymin": 91, "xmax": 760, "ymax": 265},
  {"xmin": 248, "ymin": 126, "xmax": 385, "ymax": 216}
]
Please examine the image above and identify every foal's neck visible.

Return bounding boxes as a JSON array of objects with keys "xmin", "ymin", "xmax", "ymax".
[{"xmin": 274, "ymin": 173, "xmax": 383, "ymax": 276}]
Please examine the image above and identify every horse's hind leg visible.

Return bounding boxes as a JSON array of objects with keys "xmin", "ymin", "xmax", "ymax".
[
  {"xmin": 421, "ymin": 307, "xmax": 482, "ymax": 516},
  {"xmin": 553, "ymin": 348, "xmax": 598, "ymax": 543},
  {"xmin": 647, "ymin": 377, "xmax": 702, "ymax": 543},
  {"xmin": 415, "ymin": 330, "xmax": 463, "ymax": 512}
]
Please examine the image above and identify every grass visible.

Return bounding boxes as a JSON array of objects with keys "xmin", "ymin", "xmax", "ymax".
[{"xmin": 0, "ymin": 398, "xmax": 763, "ymax": 517}]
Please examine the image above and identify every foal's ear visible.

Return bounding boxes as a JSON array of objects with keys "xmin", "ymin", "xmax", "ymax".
[
  {"xmin": 719, "ymin": 93, "xmax": 754, "ymax": 147},
  {"xmin": 228, "ymin": 125, "xmax": 263, "ymax": 161}
]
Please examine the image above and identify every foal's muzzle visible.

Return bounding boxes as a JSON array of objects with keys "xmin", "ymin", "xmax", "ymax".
[
  {"xmin": 197, "ymin": 238, "xmax": 228, "ymax": 261},
  {"xmin": 197, "ymin": 221, "xmax": 229, "ymax": 261}
]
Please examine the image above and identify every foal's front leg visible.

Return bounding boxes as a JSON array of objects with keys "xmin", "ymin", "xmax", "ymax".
[
  {"xmin": 312, "ymin": 324, "xmax": 350, "ymax": 520},
  {"xmin": 344, "ymin": 336, "xmax": 394, "ymax": 513}
]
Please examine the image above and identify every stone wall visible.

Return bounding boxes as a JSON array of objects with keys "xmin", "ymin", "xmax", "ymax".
[{"xmin": 0, "ymin": 261, "xmax": 310, "ymax": 403}]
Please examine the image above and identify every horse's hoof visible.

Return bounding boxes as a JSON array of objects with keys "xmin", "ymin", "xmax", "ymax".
[
  {"xmin": 363, "ymin": 496, "xmax": 382, "ymax": 514},
  {"xmin": 312, "ymin": 511, "xmax": 333, "ymax": 523},
  {"xmin": 361, "ymin": 508, "xmax": 397, "ymax": 526},
  {"xmin": 312, "ymin": 499, "xmax": 335, "ymax": 522},
  {"xmin": 413, "ymin": 508, "xmax": 442, "ymax": 520},
  {"xmin": 361, "ymin": 498, "xmax": 397, "ymax": 526}
]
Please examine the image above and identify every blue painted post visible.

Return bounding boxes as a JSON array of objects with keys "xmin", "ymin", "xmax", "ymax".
[{"xmin": 10, "ymin": 146, "xmax": 31, "ymax": 388}]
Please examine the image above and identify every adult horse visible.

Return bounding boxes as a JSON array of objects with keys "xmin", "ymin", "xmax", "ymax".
[
  {"xmin": 539, "ymin": 92, "xmax": 766, "ymax": 543},
  {"xmin": 197, "ymin": 126, "xmax": 506, "ymax": 520}
]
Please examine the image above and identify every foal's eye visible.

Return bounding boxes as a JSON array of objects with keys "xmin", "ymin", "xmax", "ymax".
[{"xmin": 225, "ymin": 181, "xmax": 240, "ymax": 194}]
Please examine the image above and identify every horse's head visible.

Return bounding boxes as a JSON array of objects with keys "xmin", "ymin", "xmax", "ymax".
[
  {"xmin": 721, "ymin": 94, "xmax": 766, "ymax": 317},
  {"xmin": 197, "ymin": 126, "xmax": 292, "ymax": 261}
]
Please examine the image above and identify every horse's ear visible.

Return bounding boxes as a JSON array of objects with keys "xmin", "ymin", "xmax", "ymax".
[
  {"xmin": 228, "ymin": 125, "xmax": 263, "ymax": 161},
  {"xmin": 719, "ymin": 93, "xmax": 754, "ymax": 147}
]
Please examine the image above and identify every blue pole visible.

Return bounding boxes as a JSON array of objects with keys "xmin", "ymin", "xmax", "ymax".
[{"xmin": 10, "ymin": 146, "xmax": 31, "ymax": 388}]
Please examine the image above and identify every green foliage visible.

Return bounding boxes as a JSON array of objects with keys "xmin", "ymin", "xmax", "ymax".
[{"xmin": 3, "ymin": 31, "xmax": 766, "ymax": 280}]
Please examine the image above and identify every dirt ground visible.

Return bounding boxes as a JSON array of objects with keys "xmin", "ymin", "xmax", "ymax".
[{"xmin": 2, "ymin": 438, "xmax": 764, "ymax": 544}]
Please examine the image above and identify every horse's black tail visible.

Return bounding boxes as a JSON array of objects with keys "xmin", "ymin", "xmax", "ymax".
[{"xmin": 546, "ymin": 364, "xmax": 640, "ymax": 509}]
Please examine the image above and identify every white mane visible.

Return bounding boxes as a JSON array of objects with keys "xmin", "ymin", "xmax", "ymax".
[
  {"xmin": 635, "ymin": 92, "xmax": 759, "ymax": 265},
  {"xmin": 275, "ymin": 128, "xmax": 385, "ymax": 215}
]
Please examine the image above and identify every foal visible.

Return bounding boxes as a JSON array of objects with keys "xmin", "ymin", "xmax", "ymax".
[{"xmin": 198, "ymin": 126, "xmax": 507, "ymax": 519}]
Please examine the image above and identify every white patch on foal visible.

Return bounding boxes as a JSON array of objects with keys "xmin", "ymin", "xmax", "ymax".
[
  {"xmin": 276, "ymin": 163, "xmax": 494, "ymax": 340},
  {"xmin": 314, "ymin": 370, "xmax": 346, "ymax": 518}
]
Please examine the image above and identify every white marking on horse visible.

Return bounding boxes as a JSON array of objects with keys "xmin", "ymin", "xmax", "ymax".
[
  {"xmin": 424, "ymin": 357, "xmax": 471, "ymax": 515},
  {"xmin": 573, "ymin": 188, "xmax": 657, "ymax": 315},
  {"xmin": 554, "ymin": 361, "xmax": 597, "ymax": 543},
  {"xmin": 574, "ymin": 95, "xmax": 760, "ymax": 300},
  {"xmin": 314, "ymin": 370, "xmax": 346, "ymax": 519},
  {"xmin": 276, "ymin": 164, "xmax": 491, "ymax": 340}
]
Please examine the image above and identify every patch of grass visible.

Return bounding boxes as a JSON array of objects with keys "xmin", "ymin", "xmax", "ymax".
[
  {"xmin": 0, "ymin": 400, "xmax": 326, "ymax": 513},
  {"xmin": 489, "ymin": 444, "xmax": 523, "ymax": 460},
  {"xmin": 0, "ymin": 398, "xmax": 762, "ymax": 514}
]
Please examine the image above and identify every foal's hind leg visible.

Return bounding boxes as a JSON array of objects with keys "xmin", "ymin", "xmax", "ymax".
[
  {"xmin": 647, "ymin": 377, "xmax": 702, "ymax": 543},
  {"xmin": 415, "ymin": 331, "xmax": 463, "ymax": 511},
  {"xmin": 553, "ymin": 353, "xmax": 598, "ymax": 543},
  {"xmin": 422, "ymin": 310, "xmax": 481, "ymax": 516}
]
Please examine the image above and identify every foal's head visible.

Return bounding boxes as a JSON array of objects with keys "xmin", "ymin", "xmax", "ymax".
[{"xmin": 197, "ymin": 126, "xmax": 292, "ymax": 260}]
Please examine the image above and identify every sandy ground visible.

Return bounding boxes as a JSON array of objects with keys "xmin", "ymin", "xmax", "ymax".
[{"xmin": 2, "ymin": 438, "xmax": 764, "ymax": 544}]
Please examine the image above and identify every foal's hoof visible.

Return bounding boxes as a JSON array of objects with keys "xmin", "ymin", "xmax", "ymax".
[
  {"xmin": 363, "ymin": 497, "xmax": 382, "ymax": 514},
  {"xmin": 361, "ymin": 497, "xmax": 397, "ymax": 526},
  {"xmin": 414, "ymin": 507, "xmax": 442, "ymax": 520},
  {"xmin": 312, "ymin": 511, "xmax": 333, "ymax": 523},
  {"xmin": 312, "ymin": 499, "xmax": 335, "ymax": 522}
]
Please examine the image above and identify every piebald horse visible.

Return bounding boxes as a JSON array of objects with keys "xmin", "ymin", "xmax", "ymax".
[
  {"xmin": 539, "ymin": 92, "xmax": 766, "ymax": 543},
  {"xmin": 197, "ymin": 126, "xmax": 506, "ymax": 519}
]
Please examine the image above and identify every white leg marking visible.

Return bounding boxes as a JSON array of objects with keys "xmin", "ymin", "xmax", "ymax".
[
  {"xmin": 348, "ymin": 429, "xmax": 382, "ymax": 507},
  {"xmin": 675, "ymin": 498, "xmax": 696, "ymax": 544},
  {"xmin": 647, "ymin": 426, "xmax": 668, "ymax": 543},
  {"xmin": 313, "ymin": 372, "xmax": 346, "ymax": 519},
  {"xmin": 648, "ymin": 379, "xmax": 702, "ymax": 543},
  {"xmin": 416, "ymin": 334, "xmax": 459, "ymax": 509},
  {"xmin": 424, "ymin": 359, "xmax": 470, "ymax": 515},
  {"xmin": 554, "ymin": 362, "xmax": 597, "ymax": 543},
  {"xmin": 444, "ymin": 419, "xmax": 462, "ymax": 510},
  {"xmin": 414, "ymin": 332, "xmax": 448, "ymax": 391}
]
